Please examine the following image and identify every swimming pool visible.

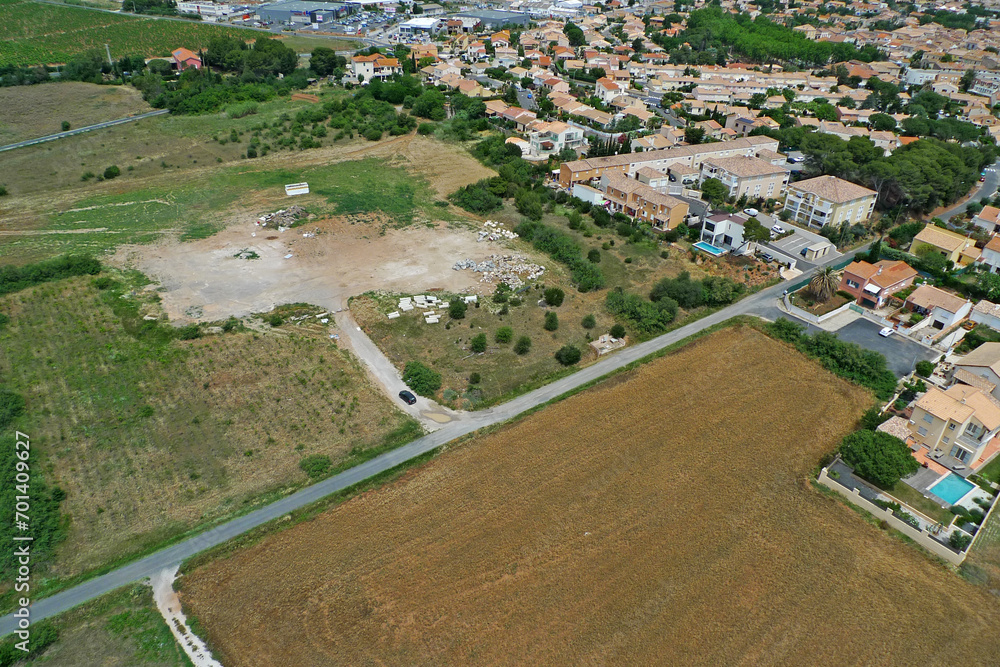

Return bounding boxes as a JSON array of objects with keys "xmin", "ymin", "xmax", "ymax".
[
  {"xmin": 693, "ymin": 241, "xmax": 725, "ymax": 257},
  {"xmin": 929, "ymin": 472, "xmax": 976, "ymax": 506}
]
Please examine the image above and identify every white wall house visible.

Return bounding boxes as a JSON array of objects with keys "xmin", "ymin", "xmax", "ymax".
[{"xmin": 700, "ymin": 213, "xmax": 745, "ymax": 252}]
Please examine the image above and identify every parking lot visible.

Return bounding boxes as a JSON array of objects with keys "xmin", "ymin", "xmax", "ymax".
[{"xmin": 819, "ymin": 318, "xmax": 938, "ymax": 377}]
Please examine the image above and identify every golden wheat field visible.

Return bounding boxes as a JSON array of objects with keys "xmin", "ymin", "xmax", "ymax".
[{"xmin": 181, "ymin": 326, "xmax": 1000, "ymax": 665}]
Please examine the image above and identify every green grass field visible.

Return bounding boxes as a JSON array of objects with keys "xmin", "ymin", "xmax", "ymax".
[{"xmin": 0, "ymin": 0, "xmax": 252, "ymax": 66}]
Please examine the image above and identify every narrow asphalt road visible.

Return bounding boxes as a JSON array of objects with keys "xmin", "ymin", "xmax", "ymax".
[
  {"xmin": 0, "ymin": 109, "xmax": 170, "ymax": 153},
  {"xmin": 938, "ymin": 163, "xmax": 1000, "ymax": 221},
  {"xmin": 0, "ymin": 246, "xmax": 878, "ymax": 637}
]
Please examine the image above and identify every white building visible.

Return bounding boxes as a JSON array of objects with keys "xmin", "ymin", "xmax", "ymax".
[
  {"xmin": 177, "ymin": 1, "xmax": 232, "ymax": 16},
  {"xmin": 398, "ymin": 16, "xmax": 443, "ymax": 35},
  {"xmin": 782, "ymin": 175, "xmax": 877, "ymax": 229}
]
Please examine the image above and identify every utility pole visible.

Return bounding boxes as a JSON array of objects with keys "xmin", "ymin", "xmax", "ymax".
[{"xmin": 105, "ymin": 43, "xmax": 113, "ymax": 66}]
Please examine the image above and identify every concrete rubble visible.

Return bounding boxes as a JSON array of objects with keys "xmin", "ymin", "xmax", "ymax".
[
  {"xmin": 477, "ymin": 219, "xmax": 519, "ymax": 242},
  {"xmin": 256, "ymin": 205, "xmax": 306, "ymax": 228},
  {"xmin": 452, "ymin": 254, "xmax": 545, "ymax": 289}
]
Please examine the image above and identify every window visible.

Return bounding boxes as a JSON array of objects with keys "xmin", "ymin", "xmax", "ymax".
[
  {"xmin": 918, "ymin": 426, "xmax": 928, "ymax": 436},
  {"xmin": 923, "ymin": 413, "xmax": 933, "ymax": 424},
  {"xmin": 846, "ymin": 279, "xmax": 859, "ymax": 288},
  {"xmin": 948, "ymin": 423, "xmax": 956, "ymax": 431},
  {"xmin": 943, "ymin": 437, "xmax": 950, "ymax": 444},
  {"xmin": 950, "ymin": 445, "xmax": 971, "ymax": 463}
]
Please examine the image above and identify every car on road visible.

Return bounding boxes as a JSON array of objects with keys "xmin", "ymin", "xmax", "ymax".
[
  {"xmin": 771, "ymin": 224, "xmax": 785, "ymax": 235},
  {"xmin": 399, "ymin": 390, "xmax": 417, "ymax": 405},
  {"xmin": 879, "ymin": 327, "xmax": 894, "ymax": 338},
  {"xmin": 790, "ymin": 156, "xmax": 806, "ymax": 163},
  {"xmin": 743, "ymin": 207, "xmax": 759, "ymax": 217}
]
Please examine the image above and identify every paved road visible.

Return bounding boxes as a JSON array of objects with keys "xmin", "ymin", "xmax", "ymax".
[
  {"xmin": 938, "ymin": 163, "xmax": 1000, "ymax": 221},
  {"xmin": 0, "ymin": 110, "xmax": 169, "ymax": 153},
  {"xmin": 0, "ymin": 244, "xmax": 912, "ymax": 637},
  {"xmin": 516, "ymin": 87, "xmax": 536, "ymax": 111}
]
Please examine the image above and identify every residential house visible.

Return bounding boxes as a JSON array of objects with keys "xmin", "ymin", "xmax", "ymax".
[
  {"xmin": 904, "ymin": 284, "xmax": 973, "ymax": 330},
  {"xmin": 977, "ymin": 235, "xmax": 1000, "ymax": 274},
  {"xmin": 971, "ymin": 301, "xmax": 1000, "ymax": 333},
  {"xmin": 528, "ymin": 121, "xmax": 586, "ymax": 157},
  {"xmin": 953, "ymin": 342, "xmax": 1000, "ymax": 401},
  {"xmin": 171, "ymin": 48, "xmax": 202, "ymax": 71},
  {"xmin": 838, "ymin": 259, "xmax": 918, "ymax": 309},
  {"xmin": 698, "ymin": 155, "xmax": 789, "ymax": 202},
  {"xmin": 700, "ymin": 213, "xmax": 746, "ymax": 252},
  {"xmin": 908, "ymin": 384, "xmax": 1000, "ymax": 469},
  {"xmin": 781, "ymin": 175, "xmax": 877, "ymax": 229},
  {"xmin": 972, "ymin": 205, "xmax": 1000, "ymax": 235},
  {"xmin": 350, "ymin": 54, "xmax": 400, "ymax": 81},
  {"xmin": 595, "ymin": 77, "xmax": 624, "ymax": 103},
  {"xmin": 635, "ymin": 166, "xmax": 671, "ymax": 191},
  {"xmin": 598, "ymin": 173, "xmax": 689, "ymax": 230},
  {"xmin": 910, "ymin": 226, "xmax": 980, "ymax": 267}
]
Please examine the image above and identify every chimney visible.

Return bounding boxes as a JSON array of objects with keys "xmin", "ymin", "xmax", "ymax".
[{"xmin": 876, "ymin": 266, "xmax": 882, "ymax": 275}]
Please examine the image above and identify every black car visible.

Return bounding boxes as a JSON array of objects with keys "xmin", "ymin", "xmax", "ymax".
[{"xmin": 399, "ymin": 390, "xmax": 417, "ymax": 405}]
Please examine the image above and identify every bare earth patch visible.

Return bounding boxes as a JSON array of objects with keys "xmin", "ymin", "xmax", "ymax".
[{"xmin": 180, "ymin": 326, "xmax": 1000, "ymax": 665}]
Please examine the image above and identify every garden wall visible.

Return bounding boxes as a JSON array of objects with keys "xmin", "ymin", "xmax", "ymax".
[
  {"xmin": 783, "ymin": 294, "xmax": 854, "ymax": 325},
  {"xmin": 817, "ymin": 466, "xmax": 967, "ymax": 565}
]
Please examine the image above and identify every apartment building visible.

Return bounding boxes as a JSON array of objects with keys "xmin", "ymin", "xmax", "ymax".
[
  {"xmin": 558, "ymin": 136, "xmax": 779, "ymax": 188},
  {"xmin": 527, "ymin": 121, "xmax": 585, "ymax": 158},
  {"xmin": 909, "ymin": 384, "xmax": 1000, "ymax": 468},
  {"xmin": 698, "ymin": 155, "xmax": 789, "ymax": 201},
  {"xmin": 781, "ymin": 175, "xmax": 877, "ymax": 229},
  {"xmin": 350, "ymin": 54, "xmax": 400, "ymax": 81},
  {"xmin": 598, "ymin": 173, "xmax": 688, "ymax": 231}
]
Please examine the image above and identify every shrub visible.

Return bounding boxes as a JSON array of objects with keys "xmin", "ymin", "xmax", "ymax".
[
  {"xmin": 610, "ymin": 323, "xmax": 626, "ymax": 339},
  {"xmin": 0, "ymin": 254, "xmax": 101, "ymax": 296},
  {"xmin": 839, "ymin": 430, "xmax": 919, "ymax": 488},
  {"xmin": 449, "ymin": 300, "xmax": 467, "ymax": 319},
  {"xmin": 470, "ymin": 333, "xmax": 487, "ymax": 353},
  {"xmin": 581, "ymin": 314, "xmax": 596, "ymax": 329},
  {"xmin": 92, "ymin": 276, "xmax": 113, "ymax": 290},
  {"xmin": 364, "ymin": 127, "xmax": 383, "ymax": 141},
  {"xmin": 299, "ymin": 454, "xmax": 332, "ymax": 480},
  {"xmin": 555, "ymin": 345, "xmax": 582, "ymax": 366},
  {"xmin": 61, "ymin": 120, "xmax": 70, "ymax": 131},
  {"xmin": 544, "ymin": 311, "xmax": 559, "ymax": 331},
  {"xmin": 469, "ymin": 372, "xmax": 481, "ymax": 385},
  {"xmin": 950, "ymin": 531, "xmax": 973, "ymax": 551},
  {"xmin": 514, "ymin": 335, "xmax": 532, "ymax": 355},
  {"xmin": 103, "ymin": 165, "xmax": 121, "ymax": 180},
  {"xmin": 417, "ymin": 122, "xmax": 435, "ymax": 135},
  {"xmin": 267, "ymin": 314, "xmax": 283, "ymax": 327},
  {"xmin": 403, "ymin": 361, "xmax": 442, "ymax": 397},
  {"xmin": 177, "ymin": 324, "xmax": 201, "ymax": 340},
  {"xmin": 0, "ymin": 389, "xmax": 25, "ymax": 430},
  {"xmin": 495, "ymin": 326, "xmax": 513, "ymax": 344},
  {"xmin": 915, "ymin": 360, "xmax": 935, "ymax": 378},
  {"xmin": 543, "ymin": 287, "xmax": 565, "ymax": 306},
  {"xmin": 222, "ymin": 317, "xmax": 239, "ymax": 332},
  {"xmin": 587, "ymin": 248, "xmax": 601, "ymax": 263}
]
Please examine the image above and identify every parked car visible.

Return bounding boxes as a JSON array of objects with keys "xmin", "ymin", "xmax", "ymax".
[
  {"xmin": 743, "ymin": 207, "xmax": 759, "ymax": 217},
  {"xmin": 790, "ymin": 156, "xmax": 806, "ymax": 163},
  {"xmin": 771, "ymin": 224, "xmax": 785, "ymax": 235},
  {"xmin": 398, "ymin": 390, "xmax": 417, "ymax": 405},
  {"xmin": 879, "ymin": 327, "xmax": 894, "ymax": 338},
  {"xmin": 760, "ymin": 252, "xmax": 774, "ymax": 262}
]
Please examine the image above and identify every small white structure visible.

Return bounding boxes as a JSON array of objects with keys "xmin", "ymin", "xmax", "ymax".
[{"xmin": 285, "ymin": 182, "xmax": 310, "ymax": 196}]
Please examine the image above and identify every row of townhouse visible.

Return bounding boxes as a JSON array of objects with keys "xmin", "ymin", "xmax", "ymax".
[{"xmin": 597, "ymin": 173, "xmax": 689, "ymax": 231}]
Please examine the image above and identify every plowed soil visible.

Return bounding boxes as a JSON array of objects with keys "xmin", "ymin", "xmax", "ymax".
[{"xmin": 181, "ymin": 326, "xmax": 1000, "ymax": 665}]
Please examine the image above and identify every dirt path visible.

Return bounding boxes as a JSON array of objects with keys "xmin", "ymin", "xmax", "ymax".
[{"xmin": 149, "ymin": 565, "xmax": 222, "ymax": 667}]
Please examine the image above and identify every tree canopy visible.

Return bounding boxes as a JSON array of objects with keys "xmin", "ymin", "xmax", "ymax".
[{"xmin": 839, "ymin": 430, "xmax": 919, "ymax": 488}]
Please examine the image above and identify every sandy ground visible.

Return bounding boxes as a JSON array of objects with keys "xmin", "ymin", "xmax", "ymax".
[
  {"xmin": 150, "ymin": 565, "xmax": 222, "ymax": 667},
  {"xmin": 116, "ymin": 216, "xmax": 495, "ymax": 323}
]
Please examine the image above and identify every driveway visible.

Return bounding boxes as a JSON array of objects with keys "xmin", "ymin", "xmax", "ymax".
[{"xmin": 516, "ymin": 87, "xmax": 536, "ymax": 111}]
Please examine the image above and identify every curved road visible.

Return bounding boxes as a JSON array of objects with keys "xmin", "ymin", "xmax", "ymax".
[
  {"xmin": 939, "ymin": 163, "xmax": 1000, "ymax": 221},
  {"xmin": 0, "ymin": 109, "xmax": 170, "ymax": 153},
  {"xmin": 0, "ymin": 249, "xmax": 873, "ymax": 637}
]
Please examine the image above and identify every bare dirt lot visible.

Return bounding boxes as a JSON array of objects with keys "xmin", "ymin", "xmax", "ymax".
[
  {"xmin": 0, "ymin": 81, "xmax": 151, "ymax": 145},
  {"xmin": 181, "ymin": 326, "xmax": 1000, "ymax": 665},
  {"xmin": 117, "ymin": 217, "xmax": 500, "ymax": 324}
]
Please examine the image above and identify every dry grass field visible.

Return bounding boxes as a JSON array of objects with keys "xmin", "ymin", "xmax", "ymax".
[
  {"xmin": 0, "ymin": 82, "xmax": 151, "ymax": 145},
  {"xmin": 181, "ymin": 325, "xmax": 1000, "ymax": 665},
  {"xmin": 0, "ymin": 274, "xmax": 416, "ymax": 583}
]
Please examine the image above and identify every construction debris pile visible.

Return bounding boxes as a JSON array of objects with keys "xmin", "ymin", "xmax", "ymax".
[
  {"xmin": 453, "ymin": 254, "xmax": 544, "ymax": 289},
  {"xmin": 477, "ymin": 220, "xmax": 519, "ymax": 242},
  {"xmin": 388, "ymin": 294, "xmax": 477, "ymax": 324},
  {"xmin": 256, "ymin": 206, "xmax": 305, "ymax": 230}
]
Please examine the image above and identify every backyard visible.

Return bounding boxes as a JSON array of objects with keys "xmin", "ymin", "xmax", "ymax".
[{"xmin": 178, "ymin": 325, "xmax": 1000, "ymax": 665}]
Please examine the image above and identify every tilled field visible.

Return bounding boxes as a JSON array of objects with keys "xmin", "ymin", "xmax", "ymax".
[{"xmin": 181, "ymin": 326, "xmax": 1000, "ymax": 665}]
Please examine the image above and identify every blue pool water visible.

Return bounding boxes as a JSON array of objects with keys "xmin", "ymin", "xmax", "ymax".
[
  {"xmin": 693, "ymin": 241, "xmax": 725, "ymax": 257},
  {"xmin": 929, "ymin": 473, "xmax": 976, "ymax": 505}
]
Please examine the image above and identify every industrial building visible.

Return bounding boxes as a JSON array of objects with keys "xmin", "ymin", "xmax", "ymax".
[
  {"xmin": 257, "ymin": 1, "xmax": 351, "ymax": 24},
  {"xmin": 452, "ymin": 9, "xmax": 530, "ymax": 29}
]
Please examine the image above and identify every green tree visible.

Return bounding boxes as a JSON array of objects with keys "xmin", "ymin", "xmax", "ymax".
[
  {"xmin": 581, "ymin": 314, "xmax": 596, "ymax": 329},
  {"xmin": 543, "ymin": 287, "xmax": 565, "ymax": 306},
  {"xmin": 610, "ymin": 323, "xmax": 626, "ymax": 338},
  {"xmin": 103, "ymin": 165, "xmax": 121, "ymax": 180},
  {"xmin": 514, "ymin": 335, "xmax": 532, "ymax": 355},
  {"xmin": 700, "ymin": 177, "xmax": 728, "ymax": 207},
  {"xmin": 544, "ymin": 311, "xmax": 559, "ymax": 331},
  {"xmin": 564, "ymin": 21, "xmax": 585, "ymax": 47},
  {"xmin": 403, "ymin": 361, "xmax": 442, "ymax": 397},
  {"xmin": 684, "ymin": 126, "xmax": 705, "ymax": 145},
  {"xmin": 870, "ymin": 113, "xmax": 897, "ymax": 132},
  {"xmin": 809, "ymin": 266, "xmax": 839, "ymax": 302},
  {"xmin": 470, "ymin": 333, "xmax": 488, "ymax": 353},
  {"xmin": 555, "ymin": 345, "xmax": 582, "ymax": 365},
  {"xmin": 839, "ymin": 430, "xmax": 919, "ymax": 488},
  {"xmin": 449, "ymin": 300, "xmax": 467, "ymax": 319},
  {"xmin": 587, "ymin": 248, "xmax": 602, "ymax": 263},
  {"xmin": 495, "ymin": 326, "xmax": 513, "ymax": 344}
]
